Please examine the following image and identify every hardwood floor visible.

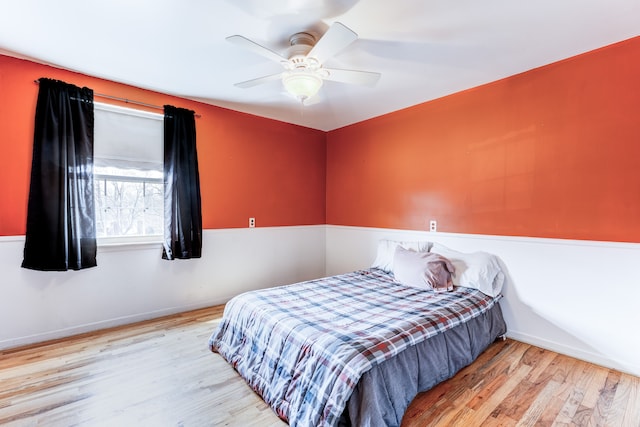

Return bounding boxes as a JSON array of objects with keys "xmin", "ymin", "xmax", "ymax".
[{"xmin": 1, "ymin": 306, "xmax": 638, "ymax": 427}]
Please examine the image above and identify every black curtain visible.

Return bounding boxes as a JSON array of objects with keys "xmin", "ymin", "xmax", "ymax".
[
  {"xmin": 22, "ymin": 78, "xmax": 96, "ymax": 271},
  {"xmin": 162, "ymin": 105, "xmax": 202, "ymax": 260}
]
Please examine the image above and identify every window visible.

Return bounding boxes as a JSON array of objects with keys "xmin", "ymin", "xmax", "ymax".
[
  {"xmin": 94, "ymin": 167, "xmax": 163, "ymax": 240},
  {"xmin": 93, "ymin": 102, "xmax": 164, "ymax": 244}
]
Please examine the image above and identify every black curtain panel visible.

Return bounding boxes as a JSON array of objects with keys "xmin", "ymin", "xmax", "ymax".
[
  {"xmin": 22, "ymin": 78, "xmax": 97, "ymax": 271},
  {"xmin": 162, "ymin": 105, "xmax": 202, "ymax": 260}
]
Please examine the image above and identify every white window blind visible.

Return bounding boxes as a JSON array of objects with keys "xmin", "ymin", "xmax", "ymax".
[{"xmin": 93, "ymin": 102, "xmax": 163, "ymax": 170}]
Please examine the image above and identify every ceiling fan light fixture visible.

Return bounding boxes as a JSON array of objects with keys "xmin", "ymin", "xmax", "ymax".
[
  {"xmin": 282, "ymin": 71, "xmax": 323, "ymax": 102},
  {"xmin": 228, "ymin": 22, "xmax": 378, "ymax": 104}
]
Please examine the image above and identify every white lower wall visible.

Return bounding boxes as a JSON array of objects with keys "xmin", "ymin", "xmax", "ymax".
[
  {"xmin": 3, "ymin": 224, "xmax": 638, "ymax": 378},
  {"xmin": 0, "ymin": 226, "xmax": 326, "ymax": 350},
  {"xmin": 326, "ymin": 225, "xmax": 640, "ymax": 377}
]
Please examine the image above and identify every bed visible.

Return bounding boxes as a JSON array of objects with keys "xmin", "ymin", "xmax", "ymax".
[{"xmin": 209, "ymin": 242, "xmax": 507, "ymax": 427}]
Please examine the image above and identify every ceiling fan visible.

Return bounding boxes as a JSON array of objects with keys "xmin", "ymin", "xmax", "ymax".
[{"xmin": 227, "ymin": 22, "xmax": 381, "ymax": 103}]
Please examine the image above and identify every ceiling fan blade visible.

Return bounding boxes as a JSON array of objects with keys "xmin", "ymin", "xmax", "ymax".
[
  {"xmin": 307, "ymin": 22, "xmax": 358, "ymax": 63},
  {"xmin": 226, "ymin": 35, "xmax": 287, "ymax": 64},
  {"xmin": 234, "ymin": 73, "xmax": 283, "ymax": 88},
  {"xmin": 323, "ymin": 68, "xmax": 381, "ymax": 87}
]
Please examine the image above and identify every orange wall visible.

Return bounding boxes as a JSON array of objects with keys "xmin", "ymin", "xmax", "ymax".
[
  {"xmin": 3, "ymin": 36, "xmax": 639, "ymax": 242},
  {"xmin": 327, "ymin": 37, "xmax": 640, "ymax": 243},
  {"xmin": 0, "ymin": 55, "xmax": 326, "ymax": 235}
]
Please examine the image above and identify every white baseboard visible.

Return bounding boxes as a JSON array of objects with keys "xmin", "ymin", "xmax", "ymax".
[
  {"xmin": 0, "ymin": 297, "xmax": 230, "ymax": 350},
  {"xmin": 506, "ymin": 330, "xmax": 639, "ymax": 377}
]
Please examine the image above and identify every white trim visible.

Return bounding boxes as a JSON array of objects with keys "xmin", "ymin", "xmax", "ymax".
[
  {"xmin": 326, "ymin": 224, "xmax": 640, "ymax": 250},
  {"xmin": 206, "ymin": 223, "xmax": 326, "ymax": 234},
  {"xmin": 2, "ymin": 225, "xmax": 327, "ymax": 250},
  {"xmin": 0, "ymin": 234, "xmax": 164, "ymax": 251},
  {"xmin": 97, "ymin": 239, "xmax": 163, "ymax": 253},
  {"xmin": 0, "ymin": 235, "xmax": 24, "ymax": 243}
]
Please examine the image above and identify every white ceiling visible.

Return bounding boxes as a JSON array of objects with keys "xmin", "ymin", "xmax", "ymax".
[{"xmin": 0, "ymin": 0, "xmax": 638, "ymax": 131}]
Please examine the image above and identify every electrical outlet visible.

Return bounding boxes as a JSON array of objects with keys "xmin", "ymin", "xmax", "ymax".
[
  {"xmin": 249, "ymin": 217, "xmax": 255, "ymax": 228},
  {"xmin": 429, "ymin": 220, "xmax": 437, "ymax": 232}
]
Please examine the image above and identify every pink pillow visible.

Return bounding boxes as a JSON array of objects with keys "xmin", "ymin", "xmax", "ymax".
[{"xmin": 393, "ymin": 247, "xmax": 454, "ymax": 292}]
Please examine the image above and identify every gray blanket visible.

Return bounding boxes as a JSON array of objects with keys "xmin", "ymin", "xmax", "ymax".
[{"xmin": 339, "ymin": 304, "xmax": 506, "ymax": 426}]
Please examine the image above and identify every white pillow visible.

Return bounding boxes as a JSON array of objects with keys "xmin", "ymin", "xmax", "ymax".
[
  {"xmin": 393, "ymin": 247, "xmax": 434, "ymax": 289},
  {"xmin": 430, "ymin": 243, "xmax": 505, "ymax": 297},
  {"xmin": 371, "ymin": 239, "xmax": 432, "ymax": 273}
]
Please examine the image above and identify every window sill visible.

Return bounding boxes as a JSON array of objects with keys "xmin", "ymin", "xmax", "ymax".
[{"xmin": 97, "ymin": 236, "xmax": 162, "ymax": 253}]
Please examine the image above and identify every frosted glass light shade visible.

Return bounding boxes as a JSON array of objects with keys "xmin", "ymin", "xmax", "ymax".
[{"xmin": 282, "ymin": 72, "xmax": 323, "ymax": 101}]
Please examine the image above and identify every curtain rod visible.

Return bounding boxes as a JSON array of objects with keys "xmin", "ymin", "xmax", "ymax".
[{"xmin": 34, "ymin": 80, "xmax": 201, "ymax": 118}]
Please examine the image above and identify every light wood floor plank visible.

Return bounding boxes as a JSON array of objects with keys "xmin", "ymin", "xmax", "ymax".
[
  {"xmin": 620, "ymin": 375, "xmax": 640, "ymax": 427},
  {"xmin": 514, "ymin": 379, "xmax": 562, "ymax": 426},
  {"xmin": 0, "ymin": 305, "xmax": 638, "ymax": 427}
]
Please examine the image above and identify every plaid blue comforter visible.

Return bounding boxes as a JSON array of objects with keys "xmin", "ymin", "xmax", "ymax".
[{"xmin": 209, "ymin": 269, "xmax": 501, "ymax": 427}]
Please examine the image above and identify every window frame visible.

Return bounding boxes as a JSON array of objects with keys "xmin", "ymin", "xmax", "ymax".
[{"xmin": 93, "ymin": 102, "xmax": 164, "ymax": 247}]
